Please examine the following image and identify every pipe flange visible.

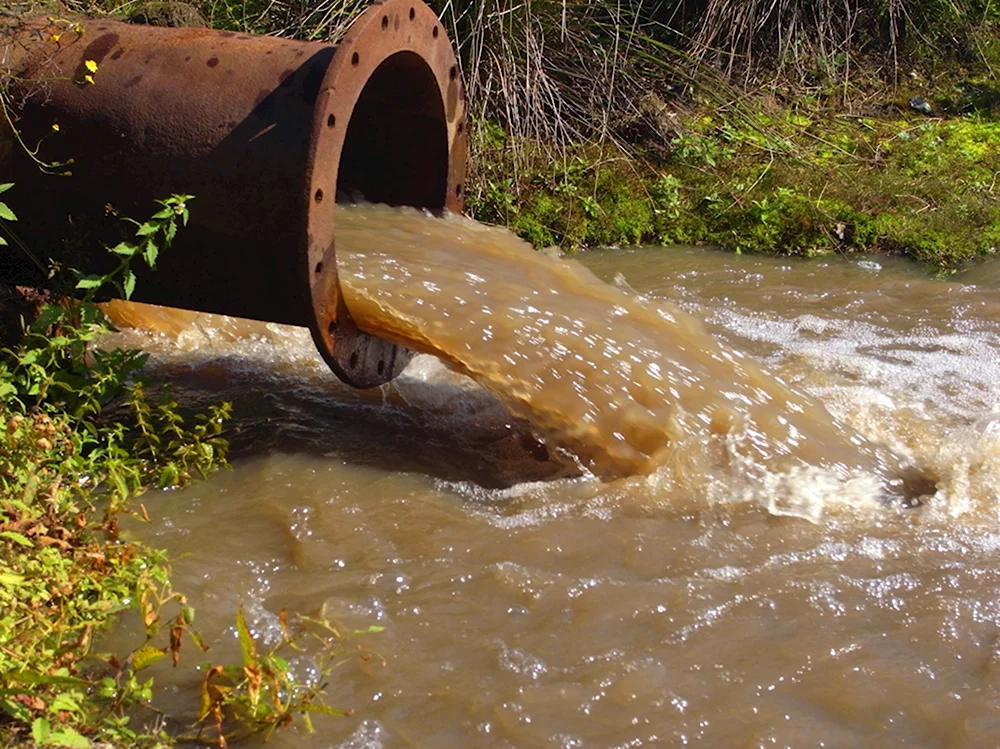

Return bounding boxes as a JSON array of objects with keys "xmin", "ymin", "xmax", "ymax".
[{"xmin": 305, "ymin": 0, "xmax": 467, "ymax": 388}]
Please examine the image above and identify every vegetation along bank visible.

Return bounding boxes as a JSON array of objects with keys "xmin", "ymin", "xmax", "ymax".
[{"xmin": 449, "ymin": 0, "xmax": 1000, "ymax": 270}]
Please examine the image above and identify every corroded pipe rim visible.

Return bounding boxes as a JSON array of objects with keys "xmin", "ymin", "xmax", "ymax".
[{"xmin": 305, "ymin": 0, "xmax": 467, "ymax": 387}]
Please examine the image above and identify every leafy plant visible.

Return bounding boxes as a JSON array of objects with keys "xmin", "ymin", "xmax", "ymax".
[
  {"xmin": 0, "ymin": 183, "xmax": 16, "ymax": 246},
  {"xmin": 191, "ymin": 608, "xmax": 375, "ymax": 747},
  {"xmin": 75, "ymin": 194, "xmax": 192, "ymax": 302},
  {"xmin": 0, "ymin": 189, "xmax": 231, "ymax": 747}
]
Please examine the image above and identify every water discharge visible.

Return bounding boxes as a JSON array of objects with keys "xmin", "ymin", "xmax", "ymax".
[
  {"xmin": 98, "ymin": 205, "xmax": 1000, "ymax": 747},
  {"xmin": 334, "ymin": 205, "xmax": 910, "ymax": 510}
]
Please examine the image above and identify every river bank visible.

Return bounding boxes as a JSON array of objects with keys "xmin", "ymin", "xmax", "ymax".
[
  {"xmin": 468, "ymin": 101, "xmax": 1000, "ymax": 271},
  {"xmin": 444, "ymin": 0, "xmax": 1000, "ymax": 271}
]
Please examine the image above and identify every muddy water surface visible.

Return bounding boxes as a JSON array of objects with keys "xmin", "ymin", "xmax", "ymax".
[{"xmin": 103, "ymin": 207, "xmax": 1000, "ymax": 748}]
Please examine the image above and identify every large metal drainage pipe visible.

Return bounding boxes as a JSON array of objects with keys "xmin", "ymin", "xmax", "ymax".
[{"xmin": 0, "ymin": 0, "xmax": 466, "ymax": 388}]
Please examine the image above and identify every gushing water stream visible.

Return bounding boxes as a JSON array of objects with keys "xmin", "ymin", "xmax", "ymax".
[{"xmin": 334, "ymin": 205, "xmax": 910, "ymax": 514}]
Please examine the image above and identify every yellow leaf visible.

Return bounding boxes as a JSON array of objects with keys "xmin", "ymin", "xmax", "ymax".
[
  {"xmin": 51, "ymin": 33, "xmax": 61, "ymax": 42},
  {"xmin": 83, "ymin": 74, "xmax": 95, "ymax": 85},
  {"xmin": 51, "ymin": 123, "xmax": 60, "ymax": 132},
  {"xmin": 84, "ymin": 59, "xmax": 98, "ymax": 73},
  {"xmin": 236, "ymin": 607, "xmax": 258, "ymax": 667},
  {"xmin": 132, "ymin": 645, "xmax": 167, "ymax": 671}
]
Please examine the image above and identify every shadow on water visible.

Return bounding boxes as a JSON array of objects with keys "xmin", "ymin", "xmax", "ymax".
[{"xmin": 134, "ymin": 355, "xmax": 576, "ymax": 490}]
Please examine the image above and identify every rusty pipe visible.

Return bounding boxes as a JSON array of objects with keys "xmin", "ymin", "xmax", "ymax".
[{"xmin": 0, "ymin": 0, "xmax": 467, "ymax": 388}]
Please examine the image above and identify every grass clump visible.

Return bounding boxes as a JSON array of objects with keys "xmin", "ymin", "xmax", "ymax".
[{"xmin": 446, "ymin": 0, "xmax": 1000, "ymax": 270}]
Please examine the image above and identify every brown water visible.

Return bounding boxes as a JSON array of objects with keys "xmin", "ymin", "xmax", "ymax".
[{"xmin": 101, "ymin": 206, "xmax": 1000, "ymax": 747}]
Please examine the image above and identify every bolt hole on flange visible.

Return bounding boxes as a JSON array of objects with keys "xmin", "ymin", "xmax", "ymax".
[
  {"xmin": 449, "ymin": 65, "xmax": 457, "ymax": 80},
  {"xmin": 327, "ymin": 113, "xmax": 336, "ymax": 127},
  {"xmin": 381, "ymin": 15, "xmax": 389, "ymax": 30},
  {"xmin": 432, "ymin": 25, "xmax": 439, "ymax": 38},
  {"xmin": 351, "ymin": 51, "xmax": 360, "ymax": 65},
  {"xmin": 314, "ymin": 189, "xmax": 324, "ymax": 203},
  {"xmin": 409, "ymin": 7, "xmax": 415, "ymax": 20},
  {"xmin": 314, "ymin": 261, "xmax": 323, "ymax": 276},
  {"xmin": 328, "ymin": 320, "xmax": 338, "ymax": 335}
]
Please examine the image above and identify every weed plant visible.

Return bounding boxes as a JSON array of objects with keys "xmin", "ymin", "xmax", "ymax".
[
  {"xmin": 0, "ymin": 188, "xmax": 359, "ymax": 747},
  {"xmin": 0, "ymin": 192, "xmax": 221, "ymax": 747}
]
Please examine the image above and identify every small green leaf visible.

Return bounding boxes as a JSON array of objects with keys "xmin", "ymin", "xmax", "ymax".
[
  {"xmin": 0, "ymin": 697, "xmax": 32, "ymax": 722},
  {"xmin": 0, "ymin": 235, "xmax": 8, "ymax": 246},
  {"xmin": 30, "ymin": 304, "xmax": 69, "ymax": 333},
  {"xmin": 142, "ymin": 238, "xmax": 158, "ymax": 267},
  {"xmin": 75, "ymin": 276, "xmax": 103, "ymax": 290},
  {"xmin": 188, "ymin": 627, "xmax": 208, "ymax": 652},
  {"xmin": 135, "ymin": 221, "xmax": 159, "ymax": 236},
  {"xmin": 49, "ymin": 693, "xmax": 81, "ymax": 713},
  {"xmin": 43, "ymin": 727, "xmax": 90, "ymax": 748},
  {"xmin": 0, "ymin": 530, "xmax": 34, "ymax": 547},
  {"xmin": 108, "ymin": 242, "xmax": 136, "ymax": 257},
  {"xmin": 236, "ymin": 607, "xmax": 258, "ymax": 668},
  {"xmin": 0, "ymin": 202, "xmax": 16, "ymax": 221},
  {"xmin": 32, "ymin": 717, "xmax": 50, "ymax": 744},
  {"xmin": 6, "ymin": 672, "xmax": 89, "ymax": 687},
  {"xmin": 158, "ymin": 463, "xmax": 179, "ymax": 488},
  {"xmin": 0, "ymin": 183, "xmax": 13, "ymax": 194},
  {"xmin": 96, "ymin": 678, "xmax": 117, "ymax": 699},
  {"xmin": 300, "ymin": 703, "xmax": 350, "ymax": 717},
  {"xmin": 122, "ymin": 269, "xmax": 136, "ymax": 300},
  {"xmin": 0, "ymin": 571, "xmax": 25, "ymax": 586}
]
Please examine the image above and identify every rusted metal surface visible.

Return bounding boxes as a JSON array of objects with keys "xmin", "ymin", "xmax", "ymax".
[{"xmin": 0, "ymin": 0, "xmax": 466, "ymax": 388}]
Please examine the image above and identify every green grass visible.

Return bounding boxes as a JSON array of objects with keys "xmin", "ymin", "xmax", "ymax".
[{"xmin": 468, "ymin": 107, "xmax": 1000, "ymax": 271}]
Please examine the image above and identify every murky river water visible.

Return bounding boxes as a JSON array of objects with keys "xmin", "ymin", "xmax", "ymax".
[{"xmin": 102, "ymin": 206, "xmax": 1000, "ymax": 747}]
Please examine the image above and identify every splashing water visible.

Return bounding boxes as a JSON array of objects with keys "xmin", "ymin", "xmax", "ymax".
[
  {"xmin": 331, "ymin": 204, "xmax": 907, "ymax": 518},
  {"xmin": 105, "ymin": 204, "xmax": 933, "ymax": 521}
]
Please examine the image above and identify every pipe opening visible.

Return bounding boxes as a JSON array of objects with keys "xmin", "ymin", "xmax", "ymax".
[{"xmin": 337, "ymin": 51, "xmax": 448, "ymax": 210}]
